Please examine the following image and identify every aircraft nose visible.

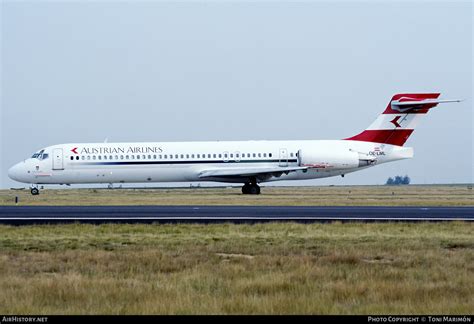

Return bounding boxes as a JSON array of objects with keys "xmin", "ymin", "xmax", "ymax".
[{"xmin": 8, "ymin": 163, "xmax": 26, "ymax": 183}]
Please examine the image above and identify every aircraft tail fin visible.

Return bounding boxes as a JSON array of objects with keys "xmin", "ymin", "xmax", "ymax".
[{"xmin": 344, "ymin": 93, "xmax": 461, "ymax": 146}]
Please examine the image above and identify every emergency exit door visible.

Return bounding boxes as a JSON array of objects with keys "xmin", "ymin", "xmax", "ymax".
[{"xmin": 279, "ymin": 148, "xmax": 288, "ymax": 167}]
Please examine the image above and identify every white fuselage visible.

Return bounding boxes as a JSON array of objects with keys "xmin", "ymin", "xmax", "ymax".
[{"xmin": 8, "ymin": 139, "xmax": 413, "ymax": 186}]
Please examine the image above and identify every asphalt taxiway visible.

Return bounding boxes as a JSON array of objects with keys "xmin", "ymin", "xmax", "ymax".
[{"xmin": 0, "ymin": 206, "xmax": 472, "ymax": 225}]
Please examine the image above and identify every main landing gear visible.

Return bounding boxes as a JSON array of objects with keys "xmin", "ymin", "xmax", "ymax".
[
  {"xmin": 242, "ymin": 179, "xmax": 261, "ymax": 195},
  {"xmin": 30, "ymin": 186, "xmax": 40, "ymax": 195}
]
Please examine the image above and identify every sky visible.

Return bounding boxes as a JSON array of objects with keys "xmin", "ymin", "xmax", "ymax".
[{"xmin": 1, "ymin": 1, "xmax": 472, "ymax": 189}]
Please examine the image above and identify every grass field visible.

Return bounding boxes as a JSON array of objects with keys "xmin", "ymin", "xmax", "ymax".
[
  {"xmin": 1, "ymin": 184, "xmax": 473, "ymax": 206},
  {"xmin": 0, "ymin": 222, "xmax": 473, "ymax": 314},
  {"xmin": 1, "ymin": 185, "xmax": 472, "ymax": 314}
]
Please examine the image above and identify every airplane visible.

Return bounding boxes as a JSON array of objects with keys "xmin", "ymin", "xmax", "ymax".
[{"xmin": 8, "ymin": 93, "xmax": 461, "ymax": 195}]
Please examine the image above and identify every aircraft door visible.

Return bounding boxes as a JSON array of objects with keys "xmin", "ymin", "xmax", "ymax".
[
  {"xmin": 279, "ymin": 148, "xmax": 288, "ymax": 167},
  {"xmin": 52, "ymin": 148, "xmax": 64, "ymax": 170}
]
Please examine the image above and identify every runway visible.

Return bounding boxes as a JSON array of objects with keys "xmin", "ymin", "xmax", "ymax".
[{"xmin": 0, "ymin": 206, "xmax": 472, "ymax": 225}]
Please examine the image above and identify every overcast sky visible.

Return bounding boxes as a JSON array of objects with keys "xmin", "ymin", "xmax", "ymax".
[{"xmin": 1, "ymin": 1, "xmax": 472, "ymax": 189}]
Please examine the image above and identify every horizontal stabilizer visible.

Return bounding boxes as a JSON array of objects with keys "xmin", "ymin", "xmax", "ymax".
[{"xmin": 391, "ymin": 98, "xmax": 462, "ymax": 112}]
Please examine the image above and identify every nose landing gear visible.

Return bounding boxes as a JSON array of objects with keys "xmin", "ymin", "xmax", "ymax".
[{"xmin": 30, "ymin": 186, "xmax": 40, "ymax": 195}]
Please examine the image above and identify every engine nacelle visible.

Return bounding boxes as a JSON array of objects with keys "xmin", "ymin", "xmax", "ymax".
[{"xmin": 298, "ymin": 149, "xmax": 369, "ymax": 170}]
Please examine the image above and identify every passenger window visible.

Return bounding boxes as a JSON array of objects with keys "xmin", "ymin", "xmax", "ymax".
[
  {"xmin": 258, "ymin": 153, "xmax": 261, "ymax": 157},
  {"xmin": 180, "ymin": 154, "xmax": 184, "ymax": 159},
  {"xmin": 290, "ymin": 153, "xmax": 294, "ymax": 157},
  {"xmin": 263, "ymin": 153, "xmax": 266, "ymax": 157},
  {"xmin": 104, "ymin": 156, "xmax": 107, "ymax": 160},
  {"xmin": 93, "ymin": 156, "xmax": 96, "ymax": 160},
  {"xmin": 153, "ymin": 155, "xmax": 157, "ymax": 159},
  {"xmin": 213, "ymin": 154, "xmax": 216, "ymax": 158},
  {"xmin": 70, "ymin": 156, "xmax": 74, "ymax": 160},
  {"xmin": 219, "ymin": 154, "xmax": 222, "ymax": 158},
  {"xmin": 224, "ymin": 154, "xmax": 228, "ymax": 158},
  {"xmin": 98, "ymin": 156, "xmax": 102, "ymax": 160},
  {"xmin": 253, "ymin": 153, "xmax": 256, "ymax": 158},
  {"xmin": 175, "ymin": 154, "xmax": 178, "ymax": 159},
  {"xmin": 115, "ymin": 155, "xmax": 119, "ymax": 160},
  {"xmin": 137, "ymin": 155, "xmax": 140, "ymax": 160},
  {"xmin": 269, "ymin": 153, "xmax": 272, "ymax": 157},
  {"xmin": 76, "ymin": 156, "xmax": 79, "ymax": 160},
  {"xmin": 87, "ymin": 156, "xmax": 91, "ymax": 160},
  {"xmin": 159, "ymin": 155, "xmax": 162, "ymax": 159},
  {"xmin": 81, "ymin": 156, "xmax": 85, "ymax": 160},
  {"xmin": 143, "ymin": 155, "xmax": 146, "ymax": 159},
  {"xmin": 230, "ymin": 154, "xmax": 233, "ymax": 158},
  {"xmin": 164, "ymin": 155, "xmax": 167, "ymax": 159},
  {"xmin": 120, "ymin": 155, "xmax": 124, "ymax": 160},
  {"xmin": 191, "ymin": 154, "xmax": 195, "ymax": 158},
  {"xmin": 197, "ymin": 154, "xmax": 200, "ymax": 158},
  {"xmin": 131, "ymin": 155, "xmax": 135, "ymax": 160}
]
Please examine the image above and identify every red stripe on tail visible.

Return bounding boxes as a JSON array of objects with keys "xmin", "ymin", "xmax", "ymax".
[{"xmin": 345, "ymin": 129, "xmax": 414, "ymax": 146}]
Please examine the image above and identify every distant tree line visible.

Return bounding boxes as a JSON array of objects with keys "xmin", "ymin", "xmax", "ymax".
[{"xmin": 386, "ymin": 175, "xmax": 410, "ymax": 185}]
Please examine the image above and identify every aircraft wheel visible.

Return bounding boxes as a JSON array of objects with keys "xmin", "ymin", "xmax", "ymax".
[
  {"xmin": 242, "ymin": 183, "xmax": 250, "ymax": 194},
  {"xmin": 31, "ymin": 188, "xmax": 40, "ymax": 195},
  {"xmin": 249, "ymin": 185, "xmax": 260, "ymax": 195}
]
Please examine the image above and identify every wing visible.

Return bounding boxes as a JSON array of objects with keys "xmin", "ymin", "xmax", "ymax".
[{"xmin": 197, "ymin": 166, "xmax": 308, "ymax": 182}]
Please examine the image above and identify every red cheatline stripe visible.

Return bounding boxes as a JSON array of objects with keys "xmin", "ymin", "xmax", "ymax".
[
  {"xmin": 345, "ymin": 129, "xmax": 414, "ymax": 146},
  {"xmin": 383, "ymin": 93, "xmax": 440, "ymax": 114}
]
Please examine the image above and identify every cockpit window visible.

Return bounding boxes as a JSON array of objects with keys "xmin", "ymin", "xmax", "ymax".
[{"xmin": 31, "ymin": 150, "xmax": 49, "ymax": 160}]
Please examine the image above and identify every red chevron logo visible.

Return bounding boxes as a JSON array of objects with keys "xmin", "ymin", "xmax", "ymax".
[
  {"xmin": 71, "ymin": 147, "xmax": 79, "ymax": 154},
  {"xmin": 390, "ymin": 116, "xmax": 402, "ymax": 128}
]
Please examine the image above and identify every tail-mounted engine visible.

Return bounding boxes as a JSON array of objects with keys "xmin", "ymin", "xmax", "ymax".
[{"xmin": 298, "ymin": 149, "xmax": 376, "ymax": 169}]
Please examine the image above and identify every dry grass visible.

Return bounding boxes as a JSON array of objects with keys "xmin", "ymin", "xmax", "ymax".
[
  {"xmin": 0, "ymin": 222, "xmax": 472, "ymax": 314},
  {"xmin": 1, "ymin": 185, "xmax": 473, "ymax": 206}
]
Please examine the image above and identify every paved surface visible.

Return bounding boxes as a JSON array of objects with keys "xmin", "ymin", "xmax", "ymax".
[{"xmin": 0, "ymin": 206, "xmax": 472, "ymax": 225}]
